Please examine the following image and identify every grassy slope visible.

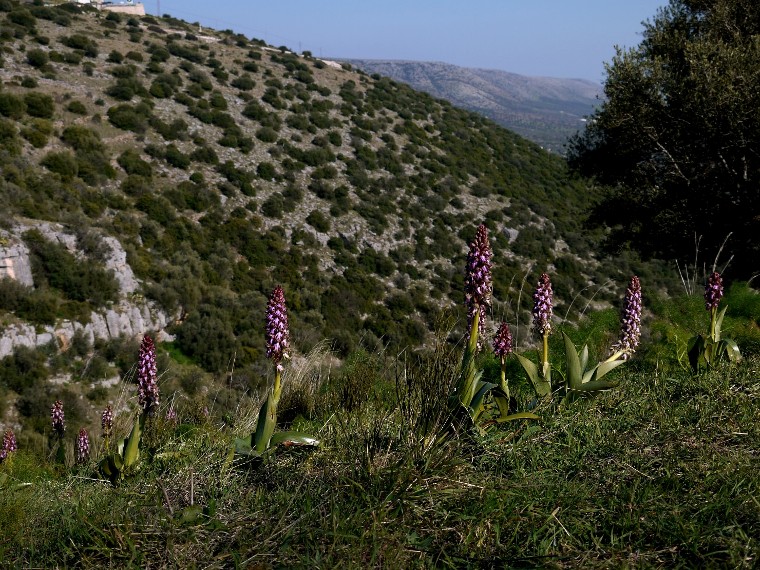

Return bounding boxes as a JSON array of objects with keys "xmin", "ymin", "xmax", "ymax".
[{"xmin": 1, "ymin": 345, "xmax": 758, "ymax": 568}]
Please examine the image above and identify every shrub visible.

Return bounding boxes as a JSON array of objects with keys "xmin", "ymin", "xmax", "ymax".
[
  {"xmin": 24, "ymin": 92, "xmax": 55, "ymax": 118},
  {"xmin": 107, "ymin": 49, "xmax": 123, "ymax": 63},
  {"xmin": 26, "ymin": 48, "xmax": 48, "ymax": 68},
  {"xmin": 107, "ymin": 103, "xmax": 147, "ymax": 132},
  {"xmin": 306, "ymin": 210, "xmax": 330, "ymax": 232},
  {"xmin": 20, "ymin": 118, "xmax": 52, "ymax": 148},
  {"xmin": 60, "ymin": 34, "xmax": 98, "ymax": 57},
  {"xmin": 60, "ymin": 125, "xmax": 103, "ymax": 152},
  {"xmin": 231, "ymin": 74, "xmax": 255, "ymax": 91},
  {"xmin": 164, "ymin": 144, "xmax": 190, "ymax": 169},
  {"xmin": 0, "ymin": 93, "xmax": 26, "ymax": 119},
  {"xmin": 66, "ymin": 100, "xmax": 87, "ymax": 115},
  {"xmin": 41, "ymin": 151, "xmax": 78, "ymax": 179},
  {"xmin": 23, "ymin": 229, "xmax": 119, "ymax": 306},
  {"xmin": 117, "ymin": 149, "xmax": 153, "ymax": 177}
]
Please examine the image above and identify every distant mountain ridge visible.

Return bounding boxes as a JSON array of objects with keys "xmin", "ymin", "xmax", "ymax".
[{"xmin": 344, "ymin": 59, "xmax": 602, "ymax": 153}]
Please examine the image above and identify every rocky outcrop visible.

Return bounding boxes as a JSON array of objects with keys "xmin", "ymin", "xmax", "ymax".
[
  {"xmin": 0, "ymin": 233, "xmax": 34, "ymax": 287},
  {"xmin": 0, "ymin": 299, "xmax": 173, "ymax": 359},
  {"xmin": 0, "ymin": 221, "xmax": 173, "ymax": 359}
]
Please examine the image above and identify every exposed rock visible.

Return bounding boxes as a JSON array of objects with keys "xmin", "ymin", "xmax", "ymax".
[
  {"xmin": 0, "ymin": 221, "xmax": 174, "ymax": 359},
  {"xmin": 0, "ymin": 233, "xmax": 34, "ymax": 287},
  {"xmin": 102, "ymin": 236, "xmax": 139, "ymax": 295},
  {"xmin": 0, "ymin": 300, "xmax": 173, "ymax": 359}
]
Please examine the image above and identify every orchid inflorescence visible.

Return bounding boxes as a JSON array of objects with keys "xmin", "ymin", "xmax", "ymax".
[
  {"xmin": 612, "ymin": 275, "xmax": 642, "ymax": 359},
  {"xmin": 532, "ymin": 273, "xmax": 553, "ymax": 337},
  {"xmin": 704, "ymin": 271, "xmax": 724, "ymax": 312},
  {"xmin": 51, "ymin": 400, "xmax": 65, "ymax": 438},
  {"xmin": 464, "ymin": 224, "xmax": 493, "ymax": 350},
  {"xmin": 137, "ymin": 335, "xmax": 159, "ymax": 415},
  {"xmin": 101, "ymin": 404, "xmax": 113, "ymax": 440},
  {"xmin": 265, "ymin": 285, "xmax": 290, "ymax": 370},
  {"xmin": 492, "ymin": 322, "xmax": 513, "ymax": 360},
  {"xmin": 76, "ymin": 428, "xmax": 90, "ymax": 464},
  {"xmin": 0, "ymin": 429, "xmax": 17, "ymax": 463}
]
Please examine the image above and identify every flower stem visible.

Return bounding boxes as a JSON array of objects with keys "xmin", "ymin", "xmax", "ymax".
[
  {"xmin": 709, "ymin": 306, "xmax": 717, "ymax": 342},
  {"xmin": 499, "ymin": 357, "xmax": 509, "ymax": 400}
]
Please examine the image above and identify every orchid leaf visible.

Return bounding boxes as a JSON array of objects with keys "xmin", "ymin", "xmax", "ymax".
[
  {"xmin": 270, "ymin": 432, "xmax": 320, "ymax": 447},
  {"xmin": 469, "ymin": 380, "xmax": 498, "ymax": 419},
  {"xmin": 253, "ymin": 391, "xmax": 278, "ymax": 454},
  {"xmin": 495, "ymin": 412, "xmax": 541, "ymax": 423},
  {"xmin": 718, "ymin": 338, "xmax": 742, "ymax": 363},
  {"xmin": 516, "ymin": 353, "xmax": 550, "ymax": 397},
  {"xmin": 579, "ymin": 344, "xmax": 589, "ymax": 375},
  {"xmin": 563, "ymin": 332, "xmax": 582, "ymax": 390},
  {"xmin": 714, "ymin": 305, "xmax": 728, "ymax": 341},
  {"xmin": 591, "ymin": 358, "xmax": 626, "ymax": 382}
]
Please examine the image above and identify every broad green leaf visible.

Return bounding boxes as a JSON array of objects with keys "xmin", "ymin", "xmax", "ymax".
[
  {"xmin": 719, "ymin": 338, "xmax": 742, "ymax": 363},
  {"xmin": 516, "ymin": 353, "xmax": 550, "ymax": 397},
  {"xmin": 579, "ymin": 344, "xmax": 589, "ymax": 375},
  {"xmin": 714, "ymin": 305, "xmax": 728, "ymax": 341},
  {"xmin": 563, "ymin": 332, "xmax": 582, "ymax": 390},
  {"xmin": 571, "ymin": 379, "xmax": 619, "ymax": 392},
  {"xmin": 591, "ymin": 358, "xmax": 626, "ymax": 382},
  {"xmin": 253, "ymin": 391, "xmax": 278, "ymax": 454},
  {"xmin": 270, "ymin": 431, "xmax": 320, "ymax": 447},
  {"xmin": 469, "ymin": 380, "xmax": 498, "ymax": 420},
  {"xmin": 687, "ymin": 334, "xmax": 705, "ymax": 372},
  {"xmin": 178, "ymin": 505, "xmax": 204, "ymax": 525},
  {"xmin": 492, "ymin": 390, "xmax": 511, "ymax": 419},
  {"xmin": 456, "ymin": 310, "xmax": 481, "ymax": 408},
  {"xmin": 122, "ymin": 412, "xmax": 144, "ymax": 469},
  {"xmin": 233, "ymin": 437, "xmax": 253, "ymax": 455},
  {"xmin": 495, "ymin": 412, "xmax": 541, "ymax": 423}
]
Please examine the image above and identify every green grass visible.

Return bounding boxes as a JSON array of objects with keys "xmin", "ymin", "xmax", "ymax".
[{"xmin": 1, "ymin": 348, "xmax": 758, "ymax": 568}]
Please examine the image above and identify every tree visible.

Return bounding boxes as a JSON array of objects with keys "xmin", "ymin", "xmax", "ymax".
[{"xmin": 568, "ymin": 0, "xmax": 760, "ymax": 278}]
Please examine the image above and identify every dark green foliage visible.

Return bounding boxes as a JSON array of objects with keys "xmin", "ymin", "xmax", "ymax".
[
  {"xmin": 41, "ymin": 150, "xmax": 78, "ymax": 179},
  {"xmin": 0, "ymin": 92, "xmax": 26, "ymax": 119},
  {"xmin": 26, "ymin": 47, "xmax": 48, "ymax": 68},
  {"xmin": 568, "ymin": 0, "xmax": 760, "ymax": 279},
  {"xmin": 20, "ymin": 118, "xmax": 52, "ymax": 148},
  {"xmin": 60, "ymin": 33, "xmax": 98, "ymax": 57},
  {"xmin": 23, "ymin": 92, "xmax": 54, "ymax": 118},
  {"xmin": 65, "ymin": 100, "xmax": 87, "ymax": 115},
  {"xmin": 23, "ymin": 230, "xmax": 119, "ymax": 307},
  {"xmin": 117, "ymin": 149, "xmax": 153, "ymax": 177},
  {"xmin": 230, "ymin": 73, "xmax": 255, "ymax": 91},
  {"xmin": 0, "ymin": 346, "xmax": 48, "ymax": 394},
  {"xmin": 107, "ymin": 103, "xmax": 147, "ymax": 132},
  {"xmin": 306, "ymin": 209, "xmax": 330, "ymax": 232}
]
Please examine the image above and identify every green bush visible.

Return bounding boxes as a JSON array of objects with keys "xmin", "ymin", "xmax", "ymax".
[
  {"xmin": 20, "ymin": 118, "xmax": 53, "ymax": 148},
  {"xmin": 24, "ymin": 230, "xmax": 119, "ymax": 307},
  {"xmin": 26, "ymin": 48, "xmax": 48, "ymax": 68},
  {"xmin": 117, "ymin": 149, "xmax": 153, "ymax": 177},
  {"xmin": 306, "ymin": 209, "xmax": 330, "ymax": 232},
  {"xmin": 65, "ymin": 100, "xmax": 87, "ymax": 115},
  {"xmin": 60, "ymin": 125, "xmax": 103, "ymax": 152},
  {"xmin": 41, "ymin": 151, "xmax": 78, "ymax": 179},
  {"xmin": 0, "ymin": 92, "xmax": 26, "ymax": 119},
  {"xmin": 107, "ymin": 103, "xmax": 147, "ymax": 132},
  {"xmin": 23, "ymin": 92, "xmax": 54, "ymax": 119}
]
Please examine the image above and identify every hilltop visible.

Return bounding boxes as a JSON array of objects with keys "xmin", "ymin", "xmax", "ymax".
[{"xmin": 344, "ymin": 59, "xmax": 601, "ymax": 153}]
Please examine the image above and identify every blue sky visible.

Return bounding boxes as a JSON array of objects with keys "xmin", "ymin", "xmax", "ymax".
[{"xmin": 152, "ymin": 1, "xmax": 668, "ymax": 82}]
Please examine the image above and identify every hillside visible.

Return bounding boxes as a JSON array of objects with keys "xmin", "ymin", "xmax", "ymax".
[
  {"xmin": 344, "ymin": 59, "xmax": 602, "ymax": 153},
  {"xmin": 0, "ymin": 2, "xmax": 673, "ymax": 441}
]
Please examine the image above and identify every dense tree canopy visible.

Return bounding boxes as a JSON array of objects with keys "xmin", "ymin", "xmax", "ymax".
[{"xmin": 568, "ymin": 0, "xmax": 760, "ymax": 278}]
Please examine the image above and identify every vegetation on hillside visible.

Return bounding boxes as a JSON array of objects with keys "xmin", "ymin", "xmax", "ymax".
[
  {"xmin": 1, "ymin": 223, "xmax": 758, "ymax": 567},
  {"xmin": 569, "ymin": 0, "xmax": 760, "ymax": 280}
]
